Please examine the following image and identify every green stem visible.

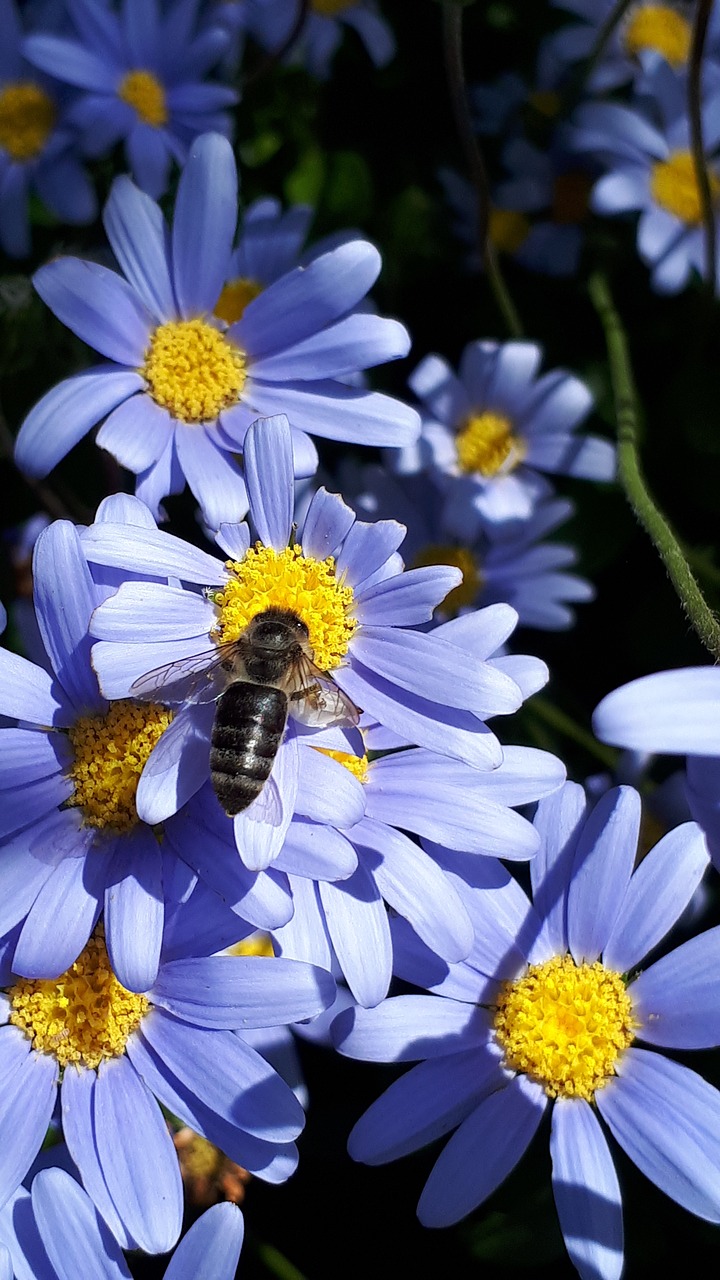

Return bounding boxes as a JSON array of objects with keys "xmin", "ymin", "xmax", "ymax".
[
  {"xmin": 527, "ymin": 695, "xmax": 618, "ymax": 768},
  {"xmin": 687, "ymin": 0, "xmax": 716, "ymax": 292},
  {"xmin": 589, "ymin": 270, "xmax": 720, "ymax": 660},
  {"xmin": 256, "ymin": 1243, "xmax": 308, "ymax": 1280},
  {"xmin": 441, "ymin": 2, "xmax": 523, "ymax": 338}
]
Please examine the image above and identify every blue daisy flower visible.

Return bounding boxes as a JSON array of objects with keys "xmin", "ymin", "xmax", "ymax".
[
  {"xmin": 0, "ymin": 506, "xmax": 293, "ymax": 994},
  {"xmin": 345, "ymin": 465, "xmax": 594, "ymax": 630},
  {"xmin": 0, "ymin": 1168, "xmax": 244, "ymax": 1280},
  {"xmin": 334, "ymin": 782, "xmax": 718, "ymax": 1280},
  {"xmin": 570, "ymin": 61, "xmax": 720, "ymax": 293},
  {"xmin": 14, "ymin": 132, "xmax": 417, "ymax": 529},
  {"xmin": 0, "ymin": 0, "xmax": 96, "ymax": 258},
  {"xmin": 0, "ymin": 915, "xmax": 334, "ymax": 1249},
  {"xmin": 243, "ymin": 0, "xmax": 396, "ymax": 79},
  {"xmin": 23, "ymin": 0, "xmax": 238, "ymax": 200},
  {"xmin": 396, "ymin": 339, "xmax": 615, "ymax": 526},
  {"xmin": 84, "ymin": 414, "xmax": 541, "ymax": 840}
]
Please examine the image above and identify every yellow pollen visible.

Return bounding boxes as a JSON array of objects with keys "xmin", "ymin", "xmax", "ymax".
[
  {"xmin": 227, "ymin": 933, "xmax": 276, "ymax": 958},
  {"xmin": 212, "ymin": 545, "xmax": 356, "ymax": 672},
  {"xmin": 624, "ymin": 5, "xmax": 691, "ymax": 65},
  {"xmin": 650, "ymin": 151, "xmax": 720, "ymax": 224},
  {"xmin": 142, "ymin": 319, "xmax": 247, "ymax": 423},
  {"xmin": 0, "ymin": 82, "xmax": 55, "ymax": 161},
  {"xmin": 118, "ymin": 69, "xmax": 168, "ymax": 127},
  {"xmin": 455, "ymin": 411, "xmax": 524, "ymax": 477},
  {"xmin": 412, "ymin": 544, "xmax": 481, "ymax": 617},
  {"xmin": 214, "ymin": 277, "xmax": 264, "ymax": 326},
  {"xmin": 493, "ymin": 954, "xmax": 637, "ymax": 1102},
  {"xmin": 67, "ymin": 699, "xmax": 173, "ymax": 834},
  {"xmin": 312, "ymin": 0, "xmax": 353, "ymax": 13},
  {"xmin": 8, "ymin": 925, "xmax": 149, "ymax": 1070},
  {"xmin": 177, "ymin": 1131, "xmax": 223, "ymax": 1180},
  {"xmin": 489, "ymin": 208, "xmax": 531, "ymax": 254},
  {"xmin": 314, "ymin": 747, "xmax": 370, "ymax": 783}
]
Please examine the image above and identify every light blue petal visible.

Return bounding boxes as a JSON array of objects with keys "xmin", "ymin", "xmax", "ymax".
[
  {"xmin": 333, "ymin": 994, "xmax": 492, "ymax": 1062},
  {"xmin": 530, "ymin": 781, "xmax": 587, "ymax": 961},
  {"xmin": 31, "ymin": 1168, "xmax": 131, "ymax": 1280},
  {"xmin": 13, "ymin": 853, "xmax": 103, "ymax": 979},
  {"xmin": 319, "ymin": 864, "xmax": 392, "ymax": 1007},
  {"xmin": 82, "ymin": 523, "xmax": 225, "ymax": 583},
  {"xmin": 172, "ymin": 133, "xmax": 237, "ymax": 318},
  {"xmin": 244, "ymin": 414, "xmax": 293, "ymax": 549},
  {"xmin": 103, "ymin": 176, "xmax": 175, "ymax": 321},
  {"xmin": 593, "ymin": 668, "xmax": 720, "ymax": 754},
  {"xmin": 0, "ymin": 1035, "xmax": 58, "ymax": 1211},
  {"xmin": 550, "ymin": 1099, "xmax": 624, "ymax": 1280},
  {"xmin": 567, "ymin": 787, "xmax": 640, "ymax": 964},
  {"xmin": 15, "ymin": 369, "xmax": 143, "ymax": 479},
  {"xmin": 33, "ymin": 259, "xmax": 153, "ymax": 365},
  {"xmin": 251, "ymin": 313, "xmax": 410, "ymax": 382},
  {"xmin": 630, "ymin": 926, "xmax": 720, "ymax": 1049},
  {"xmin": 33, "ymin": 521, "xmax": 99, "ymax": 713},
  {"xmin": 104, "ymin": 829, "xmax": 163, "ymax": 993},
  {"xmin": 95, "ymin": 394, "xmax": 172, "ymax": 473},
  {"xmin": 151, "ymin": 955, "xmax": 335, "ymax": 1027},
  {"xmin": 60, "ymin": 1067, "xmax": 136, "ymax": 1250},
  {"xmin": 164, "ymin": 1202, "xmax": 244, "ymax": 1280}
]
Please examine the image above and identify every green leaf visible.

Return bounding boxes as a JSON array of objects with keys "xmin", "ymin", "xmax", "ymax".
[{"xmin": 284, "ymin": 145, "xmax": 326, "ymax": 207}]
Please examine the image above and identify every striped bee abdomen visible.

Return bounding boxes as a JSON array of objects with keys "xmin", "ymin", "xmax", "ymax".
[{"xmin": 210, "ymin": 682, "xmax": 289, "ymax": 816}]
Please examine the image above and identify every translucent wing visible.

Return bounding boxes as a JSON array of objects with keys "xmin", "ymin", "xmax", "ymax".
[
  {"xmin": 286, "ymin": 654, "xmax": 360, "ymax": 729},
  {"xmin": 130, "ymin": 642, "xmax": 243, "ymax": 706}
]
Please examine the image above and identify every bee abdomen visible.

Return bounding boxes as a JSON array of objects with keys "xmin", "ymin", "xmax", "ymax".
[{"xmin": 210, "ymin": 683, "xmax": 288, "ymax": 816}]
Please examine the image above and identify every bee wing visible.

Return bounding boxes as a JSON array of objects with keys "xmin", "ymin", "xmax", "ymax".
[
  {"xmin": 286, "ymin": 655, "xmax": 360, "ymax": 729},
  {"xmin": 130, "ymin": 643, "xmax": 240, "ymax": 706}
]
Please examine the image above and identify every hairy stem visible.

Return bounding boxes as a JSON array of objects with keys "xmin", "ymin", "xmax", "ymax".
[{"xmin": 589, "ymin": 270, "xmax": 720, "ymax": 660}]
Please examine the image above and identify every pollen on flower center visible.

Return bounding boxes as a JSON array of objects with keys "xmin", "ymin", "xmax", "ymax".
[
  {"xmin": 455, "ymin": 411, "xmax": 524, "ymax": 477},
  {"xmin": 214, "ymin": 277, "xmax": 264, "ymax": 326},
  {"xmin": 142, "ymin": 319, "xmax": 247, "ymax": 423},
  {"xmin": 650, "ymin": 151, "xmax": 720, "ymax": 224},
  {"xmin": 624, "ymin": 5, "xmax": 691, "ymax": 66},
  {"xmin": 8, "ymin": 925, "xmax": 149, "ymax": 1070},
  {"xmin": 0, "ymin": 81, "xmax": 55, "ymax": 161},
  {"xmin": 118, "ymin": 69, "xmax": 168, "ymax": 127},
  {"xmin": 212, "ymin": 544, "xmax": 357, "ymax": 672},
  {"xmin": 227, "ymin": 932, "xmax": 276, "ymax": 958},
  {"xmin": 493, "ymin": 954, "xmax": 637, "ymax": 1101},
  {"xmin": 67, "ymin": 699, "xmax": 173, "ymax": 834},
  {"xmin": 413, "ymin": 544, "xmax": 481, "ymax": 616},
  {"xmin": 314, "ymin": 746, "xmax": 370, "ymax": 783}
]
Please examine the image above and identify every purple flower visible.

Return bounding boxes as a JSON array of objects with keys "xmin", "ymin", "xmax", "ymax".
[
  {"xmin": 0, "ymin": 917, "xmax": 334, "ymax": 1249},
  {"xmin": 395, "ymin": 339, "xmax": 615, "ymax": 525},
  {"xmin": 0, "ymin": 1168, "xmax": 244, "ymax": 1279},
  {"xmin": 244, "ymin": 0, "xmax": 396, "ymax": 79},
  {"xmin": 84, "ymin": 414, "xmax": 542, "ymax": 867},
  {"xmin": 0, "ymin": 0, "xmax": 95, "ymax": 258},
  {"xmin": 334, "ymin": 782, "xmax": 717, "ymax": 1280},
  {"xmin": 23, "ymin": 0, "xmax": 238, "ymax": 199},
  {"xmin": 15, "ymin": 133, "xmax": 418, "ymax": 529}
]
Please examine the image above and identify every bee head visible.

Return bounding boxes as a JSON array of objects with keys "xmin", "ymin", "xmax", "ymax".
[{"xmin": 249, "ymin": 609, "xmax": 309, "ymax": 651}]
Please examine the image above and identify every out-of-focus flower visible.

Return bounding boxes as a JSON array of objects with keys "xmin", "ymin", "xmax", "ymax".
[
  {"xmin": 335, "ymin": 783, "xmax": 716, "ymax": 1280},
  {"xmin": 0, "ymin": 917, "xmax": 334, "ymax": 1248},
  {"xmin": 23, "ymin": 0, "xmax": 238, "ymax": 199},
  {"xmin": 395, "ymin": 339, "xmax": 615, "ymax": 526},
  {"xmin": 0, "ymin": 1166, "xmax": 245, "ymax": 1279},
  {"xmin": 570, "ymin": 62, "xmax": 720, "ymax": 293},
  {"xmin": 0, "ymin": 0, "xmax": 95, "ymax": 258},
  {"xmin": 15, "ymin": 133, "xmax": 417, "ymax": 529},
  {"xmin": 244, "ymin": 0, "xmax": 396, "ymax": 79}
]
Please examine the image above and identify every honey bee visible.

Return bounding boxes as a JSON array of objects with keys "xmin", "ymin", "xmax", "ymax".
[{"xmin": 130, "ymin": 607, "xmax": 359, "ymax": 818}]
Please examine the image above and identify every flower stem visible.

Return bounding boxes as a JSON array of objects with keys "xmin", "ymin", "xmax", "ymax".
[
  {"xmin": 688, "ymin": 0, "xmax": 716, "ymax": 292},
  {"xmin": 441, "ymin": 2, "xmax": 523, "ymax": 338},
  {"xmin": 589, "ymin": 270, "xmax": 720, "ymax": 661}
]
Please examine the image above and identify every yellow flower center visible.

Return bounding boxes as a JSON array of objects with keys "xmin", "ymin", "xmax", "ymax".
[
  {"xmin": 212, "ymin": 545, "xmax": 357, "ymax": 672},
  {"xmin": 650, "ymin": 151, "xmax": 720, "ymax": 224},
  {"xmin": 493, "ymin": 954, "xmax": 637, "ymax": 1102},
  {"xmin": 528, "ymin": 90, "xmax": 561, "ymax": 118},
  {"xmin": 312, "ymin": 0, "xmax": 353, "ymax": 13},
  {"xmin": 0, "ymin": 81, "xmax": 55, "ymax": 161},
  {"xmin": 118, "ymin": 69, "xmax": 168, "ymax": 128},
  {"xmin": 455, "ymin": 411, "xmax": 524, "ymax": 477},
  {"xmin": 552, "ymin": 172, "xmax": 592, "ymax": 225},
  {"xmin": 314, "ymin": 747, "xmax": 369, "ymax": 783},
  {"xmin": 412, "ymin": 544, "xmax": 481, "ymax": 617},
  {"xmin": 142, "ymin": 320, "xmax": 247, "ymax": 423},
  {"xmin": 624, "ymin": 5, "xmax": 691, "ymax": 65},
  {"xmin": 8, "ymin": 925, "xmax": 149, "ymax": 1070},
  {"xmin": 67, "ymin": 699, "xmax": 173, "ymax": 834},
  {"xmin": 227, "ymin": 933, "xmax": 276, "ymax": 958},
  {"xmin": 214, "ymin": 277, "xmax": 264, "ymax": 326},
  {"xmin": 489, "ymin": 208, "xmax": 531, "ymax": 254}
]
